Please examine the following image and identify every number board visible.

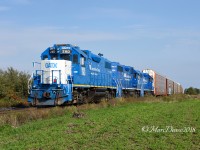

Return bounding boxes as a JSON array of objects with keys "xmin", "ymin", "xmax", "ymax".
[
  {"xmin": 49, "ymin": 49, "xmax": 57, "ymax": 54},
  {"xmin": 61, "ymin": 49, "xmax": 71, "ymax": 54}
]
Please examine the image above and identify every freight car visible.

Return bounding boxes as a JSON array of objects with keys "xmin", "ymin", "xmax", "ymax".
[
  {"xmin": 28, "ymin": 44, "xmax": 181, "ymax": 106},
  {"xmin": 142, "ymin": 69, "xmax": 183, "ymax": 96}
]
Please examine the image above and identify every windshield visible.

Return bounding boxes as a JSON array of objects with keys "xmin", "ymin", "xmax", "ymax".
[{"xmin": 60, "ymin": 54, "xmax": 70, "ymax": 61}]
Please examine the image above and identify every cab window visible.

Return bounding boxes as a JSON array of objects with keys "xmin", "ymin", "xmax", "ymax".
[
  {"xmin": 117, "ymin": 66, "xmax": 123, "ymax": 72},
  {"xmin": 42, "ymin": 55, "xmax": 48, "ymax": 60},
  {"xmin": 133, "ymin": 73, "xmax": 137, "ymax": 78},
  {"xmin": 51, "ymin": 54, "xmax": 58, "ymax": 60},
  {"xmin": 73, "ymin": 54, "xmax": 78, "ymax": 64},
  {"xmin": 61, "ymin": 54, "xmax": 70, "ymax": 61},
  {"xmin": 80, "ymin": 56, "xmax": 85, "ymax": 66},
  {"xmin": 105, "ymin": 62, "xmax": 111, "ymax": 69},
  {"xmin": 138, "ymin": 75, "xmax": 141, "ymax": 80}
]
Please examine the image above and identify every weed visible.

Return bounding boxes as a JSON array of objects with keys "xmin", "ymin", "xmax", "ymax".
[{"xmin": 72, "ymin": 112, "xmax": 85, "ymax": 118}]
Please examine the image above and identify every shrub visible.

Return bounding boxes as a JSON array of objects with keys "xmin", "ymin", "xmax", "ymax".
[{"xmin": 0, "ymin": 67, "xmax": 30, "ymax": 107}]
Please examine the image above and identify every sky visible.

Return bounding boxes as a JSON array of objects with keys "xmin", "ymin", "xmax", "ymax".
[{"xmin": 0, "ymin": 0, "xmax": 200, "ymax": 89}]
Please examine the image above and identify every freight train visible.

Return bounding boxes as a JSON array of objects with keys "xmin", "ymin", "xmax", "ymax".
[{"xmin": 28, "ymin": 44, "xmax": 183, "ymax": 106}]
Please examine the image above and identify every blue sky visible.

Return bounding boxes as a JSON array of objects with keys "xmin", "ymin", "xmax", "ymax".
[{"xmin": 0, "ymin": 0, "xmax": 200, "ymax": 88}]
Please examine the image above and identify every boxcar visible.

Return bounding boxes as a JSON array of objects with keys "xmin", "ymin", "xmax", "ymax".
[
  {"xmin": 177, "ymin": 83, "xmax": 183, "ymax": 94},
  {"xmin": 166, "ymin": 78, "xmax": 174, "ymax": 95},
  {"xmin": 143, "ymin": 69, "xmax": 167, "ymax": 96},
  {"xmin": 173, "ymin": 82, "xmax": 178, "ymax": 94}
]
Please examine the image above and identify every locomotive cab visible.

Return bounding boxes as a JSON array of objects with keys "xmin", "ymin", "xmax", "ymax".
[{"xmin": 28, "ymin": 44, "xmax": 76, "ymax": 106}]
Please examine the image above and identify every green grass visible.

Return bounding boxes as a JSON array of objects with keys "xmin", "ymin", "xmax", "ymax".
[{"xmin": 0, "ymin": 98, "xmax": 199, "ymax": 150}]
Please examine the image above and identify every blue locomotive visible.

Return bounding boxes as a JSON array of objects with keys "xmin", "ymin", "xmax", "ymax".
[{"xmin": 28, "ymin": 44, "xmax": 153, "ymax": 106}]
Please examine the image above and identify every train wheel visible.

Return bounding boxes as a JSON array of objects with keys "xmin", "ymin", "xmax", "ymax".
[
  {"xmin": 73, "ymin": 90, "xmax": 86, "ymax": 104},
  {"xmin": 105, "ymin": 91, "xmax": 112, "ymax": 101}
]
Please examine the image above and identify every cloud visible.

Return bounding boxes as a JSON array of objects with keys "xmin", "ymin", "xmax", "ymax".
[
  {"xmin": 0, "ymin": 25, "xmax": 199, "ymax": 88},
  {"xmin": 0, "ymin": 25, "xmax": 132, "ymax": 72},
  {"xmin": 77, "ymin": 7, "xmax": 134, "ymax": 20},
  {"xmin": 96, "ymin": 8, "xmax": 133, "ymax": 19},
  {"xmin": 122, "ymin": 25, "xmax": 200, "ymax": 42},
  {"xmin": 1, "ymin": 25, "xmax": 200, "ymax": 58},
  {"xmin": 0, "ymin": 26, "xmax": 130, "ymax": 57},
  {"xmin": 0, "ymin": 6, "xmax": 10, "ymax": 11},
  {"xmin": 124, "ymin": 24, "xmax": 146, "ymax": 30}
]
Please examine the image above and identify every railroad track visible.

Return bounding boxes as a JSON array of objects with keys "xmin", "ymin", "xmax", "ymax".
[
  {"xmin": 0, "ymin": 107, "xmax": 38, "ymax": 115},
  {"xmin": 0, "ymin": 102, "xmax": 87, "ymax": 115}
]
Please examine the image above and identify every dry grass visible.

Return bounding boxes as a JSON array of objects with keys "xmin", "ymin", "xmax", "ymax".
[
  {"xmin": 0, "ymin": 98, "xmax": 29, "ymax": 108},
  {"xmin": 0, "ymin": 94, "xmax": 195, "ymax": 128},
  {"xmin": 0, "ymin": 107, "xmax": 69, "ymax": 127}
]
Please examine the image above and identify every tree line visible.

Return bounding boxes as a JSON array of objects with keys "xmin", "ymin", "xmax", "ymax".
[
  {"xmin": 184, "ymin": 87, "xmax": 200, "ymax": 95},
  {"xmin": 0, "ymin": 67, "xmax": 30, "ymax": 100}
]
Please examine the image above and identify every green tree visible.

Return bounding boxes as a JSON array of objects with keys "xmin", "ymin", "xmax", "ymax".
[{"xmin": 184, "ymin": 87, "xmax": 200, "ymax": 95}]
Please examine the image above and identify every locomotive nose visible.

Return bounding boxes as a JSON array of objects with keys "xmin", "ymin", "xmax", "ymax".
[{"xmin": 43, "ymin": 92, "xmax": 51, "ymax": 98}]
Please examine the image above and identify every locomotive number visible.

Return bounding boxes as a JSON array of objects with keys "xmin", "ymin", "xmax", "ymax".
[
  {"xmin": 61, "ymin": 49, "xmax": 71, "ymax": 54},
  {"xmin": 50, "ymin": 50, "xmax": 56, "ymax": 54}
]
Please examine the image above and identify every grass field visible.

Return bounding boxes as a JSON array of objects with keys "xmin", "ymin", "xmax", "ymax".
[{"xmin": 0, "ymin": 97, "xmax": 199, "ymax": 150}]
